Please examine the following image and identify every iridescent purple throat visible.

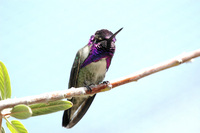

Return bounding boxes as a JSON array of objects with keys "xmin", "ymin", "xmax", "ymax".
[{"xmin": 80, "ymin": 35, "xmax": 115, "ymax": 70}]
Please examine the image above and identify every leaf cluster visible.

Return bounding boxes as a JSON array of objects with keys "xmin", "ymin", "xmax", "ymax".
[{"xmin": 0, "ymin": 61, "xmax": 72, "ymax": 133}]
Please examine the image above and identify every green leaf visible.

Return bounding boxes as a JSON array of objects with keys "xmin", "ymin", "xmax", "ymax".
[
  {"xmin": 1, "ymin": 127, "xmax": 5, "ymax": 133},
  {"xmin": 29, "ymin": 100, "xmax": 72, "ymax": 116},
  {"xmin": 6, "ymin": 120, "xmax": 28, "ymax": 133},
  {"xmin": 11, "ymin": 104, "xmax": 32, "ymax": 119},
  {"xmin": 0, "ymin": 61, "xmax": 11, "ymax": 100}
]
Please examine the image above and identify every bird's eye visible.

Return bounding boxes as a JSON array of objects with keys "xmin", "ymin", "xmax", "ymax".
[{"xmin": 94, "ymin": 36, "xmax": 104, "ymax": 43}]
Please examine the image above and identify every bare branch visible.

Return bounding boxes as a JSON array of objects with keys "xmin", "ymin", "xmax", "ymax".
[
  {"xmin": 0, "ymin": 49, "xmax": 199, "ymax": 111},
  {"xmin": 109, "ymin": 49, "xmax": 200, "ymax": 88}
]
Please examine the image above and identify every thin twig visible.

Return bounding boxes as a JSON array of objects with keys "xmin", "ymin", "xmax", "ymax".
[
  {"xmin": 0, "ymin": 49, "xmax": 199, "ymax": 111},
  {"xmin": 109, "ymin": 49, "xmax": 200, "ymax": 88}
]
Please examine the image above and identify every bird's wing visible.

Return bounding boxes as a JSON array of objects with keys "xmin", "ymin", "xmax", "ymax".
[{"xmin": 62, "ymin": 47, "xmax": 96, "ymax": 128}]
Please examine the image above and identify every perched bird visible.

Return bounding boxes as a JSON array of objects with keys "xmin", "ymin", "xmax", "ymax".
[{"xmin": 62, "ymin": 28, "xmax": 123, "ymax": 128}]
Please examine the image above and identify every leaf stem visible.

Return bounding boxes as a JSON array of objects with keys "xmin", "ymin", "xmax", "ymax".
[{"xmin": 3, "ymin": 115, "xmax": 20, "ymax": 133}]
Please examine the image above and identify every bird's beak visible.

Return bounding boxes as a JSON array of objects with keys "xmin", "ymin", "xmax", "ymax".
[{"xmin": 108, "ymin": 27, "xmax": 123, "ymax": 41}]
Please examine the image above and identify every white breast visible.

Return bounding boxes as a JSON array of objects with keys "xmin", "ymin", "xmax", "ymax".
[
  {"xmin": 77, "ymin": 58, "xmax": 107, "ymax": 87},
  {"xmin": 87, "ymin": 58, "xmax": 107, "ymax": 79}
]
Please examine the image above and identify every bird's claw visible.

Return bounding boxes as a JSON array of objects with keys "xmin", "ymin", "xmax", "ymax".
[
  {"xmin": 85, "ymin": 84, "xmax": 95, "ymax": 93},
  {"xmin": 103, "ymin": 81, "xmax": 110, "ymax": 85},
  {"xmin": 103, "ymin": 81, "xmax": 112, "ymax": 89}
]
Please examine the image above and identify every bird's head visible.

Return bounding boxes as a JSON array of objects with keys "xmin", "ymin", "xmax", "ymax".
[{"xmin": 88, "ymin": 28, "xmax": 123, "ymax": 54}]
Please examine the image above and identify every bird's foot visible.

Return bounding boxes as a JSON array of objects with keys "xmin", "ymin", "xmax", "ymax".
[
  {"xmin": 85, "ymin": 84, "xmax": 95, "ymax": 93},
  {"xmin": 85, "ymin": 85, "xmax": 92, "ymax": 92},
  {"xmin": 102, "ymin": 81, "xmax": 112, "ymax": 90},
  {"xmin": 103, "ymin": 81, "xmax": 110, "ymax": 85}
]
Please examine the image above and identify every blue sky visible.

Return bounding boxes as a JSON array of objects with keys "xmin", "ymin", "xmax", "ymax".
[{"xmin": 1, "ymin": 0, "xmax": 200, "ymax": 133}]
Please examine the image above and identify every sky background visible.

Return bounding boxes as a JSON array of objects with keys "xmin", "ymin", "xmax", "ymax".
[{"xmin": 1, "ymin": 0, "xmax": 200, "ymax": 133}]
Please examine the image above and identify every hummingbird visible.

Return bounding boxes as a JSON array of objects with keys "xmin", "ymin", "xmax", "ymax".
[{"xmin": 62, "ymin": 28, "xmax": 123, "ymax": 128}]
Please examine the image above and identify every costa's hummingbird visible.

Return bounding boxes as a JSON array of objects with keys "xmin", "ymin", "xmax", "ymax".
[{"xmin": 62, "ymin": 28, "xmax": 123, "ymax": 128}]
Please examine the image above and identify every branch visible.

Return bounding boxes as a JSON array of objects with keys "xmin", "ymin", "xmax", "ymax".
[{"xmin": 0, "ymin": 49, "xmax": 199, "ymax": 111}]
